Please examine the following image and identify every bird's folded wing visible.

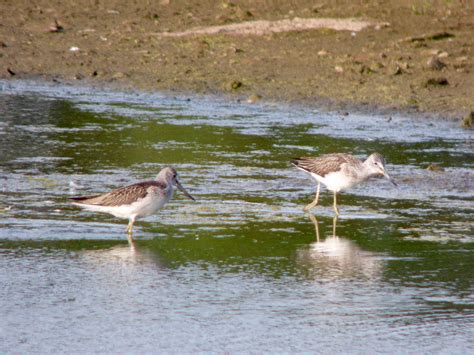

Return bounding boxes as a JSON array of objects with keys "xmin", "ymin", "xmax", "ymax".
[
  {"xmin": 71, "ymin": 181, "xmax": 165, "ymax": 206},
  {"xmin": 291, "ymin": 154, "xmax": 360, "ymax": 177}
]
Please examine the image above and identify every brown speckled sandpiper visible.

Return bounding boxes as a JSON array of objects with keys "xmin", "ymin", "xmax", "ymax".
[
  {"xmin": 291, "ymin": 153, "xmax": 397, "ymax": 215},
  {"xmin": 71, "ymin": 167, "xmax": 195, "ymax": 236}
]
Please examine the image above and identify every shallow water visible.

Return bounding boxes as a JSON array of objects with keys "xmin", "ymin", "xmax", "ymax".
[{"xmin": 0, "ymin": 80, "xmax": 473, "ymax": 352}]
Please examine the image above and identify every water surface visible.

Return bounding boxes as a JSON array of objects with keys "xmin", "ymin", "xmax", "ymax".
[{"xmin": 0, "ymin": 80, "xmax": 473, "ymax": 352}]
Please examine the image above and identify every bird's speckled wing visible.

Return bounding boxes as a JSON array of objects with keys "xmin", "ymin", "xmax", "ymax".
[
  {"xmin": 291, "ymin": 153, "xmax": 361, "ymax": 177},
  {"xmin": 70, "ymin": 181, "xmax": 167, "ymax": 207}
]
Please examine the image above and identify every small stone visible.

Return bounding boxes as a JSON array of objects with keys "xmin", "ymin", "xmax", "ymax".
[
  {"xmin": 391, "ymin": 65, "xmax": 402, "ymax": 76},
  {"xmin": 456, "ymin": 56, "xmax": 468, "ymax": 62},
  {"xmin": 112, "ymin": 72, "xmax": 125, "ymax": 79},
  {"xmin": 247, "ymin": 94, "xmax": 262, "ymax": 103},
  {"xmin": 228, "ymin": 80, "xmax": 242, "ymax": 90},
  {"xmin": 424, "ymin": 77, "xmax": 449, "ymax": 87},
  {"xmin": 438, "ymin": 51, "xmax": 449, "ymax": 58},
  {"xmin": 397, "ymin": 61, "xmax": 409, "ymax": 70},
  {"xmin": 461, "ymin": 111, "xmax": 473, "ymax": 128},
  {"xmin": 426, "ymin": 163, "xmax": 444, "ymax": 172},
  {"xmin": 230, "ymin": 46, "xmax": 243, "ymax": 54},
  {"xmin": 426, "ymin": 49, "xmax": 441, "ymax": 56},
  {"xmin": 379, "ymin": 52, "xmax": 387, "ymax": 59},
  {"xmin": 358, "ymin": 64, "xmax": 378, "ymax": 74},
  {"xmin": 427, "ymin": 56, "xmax": 446, "ymax": 71},
  {"xmin": 370, "ymin": 62, "xmax": 384, "ymax": 71},
  {"xmin": 334, "ymin": 65, "xmax": 344, "ymax": 73},
  {"xmin": 49, "ymin": 20, "xmax": 64, "ymax": 33},
  {"xmin": 318, "ymin": 49, "xmax": 328, "ymax": 56}
]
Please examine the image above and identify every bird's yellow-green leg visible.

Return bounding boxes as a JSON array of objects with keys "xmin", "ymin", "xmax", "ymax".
[
  {"xmin": 126, "ymin": 217, "xmax": 135, "ymax": 235},
  {"xmin": 332, "ymin": 215, "xmax": 338, "ymax": 237},
  {"xmin": 304, "ymin": 182, "xmax": 321, "ymax": 211},
  {"xmin": 333, "ymin": 191, "xmax": 340, "ymax": 215},
  {"xmin": 307, "ymin": 213, "xmax": 320, "ymax": 242}
]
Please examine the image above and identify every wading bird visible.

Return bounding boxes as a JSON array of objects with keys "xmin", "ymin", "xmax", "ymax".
[
  {"xmin": 71, "ymin": 167, "xmax": 195, "ymax": 236},
  {"xmin": 291, "ymin": 153, "xmax": 397, "ymax": 215}
]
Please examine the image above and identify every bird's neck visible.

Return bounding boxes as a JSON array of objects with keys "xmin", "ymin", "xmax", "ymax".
[{"xmin": 361, "ymin": 161, "xmax": 378, "ymax": 179}]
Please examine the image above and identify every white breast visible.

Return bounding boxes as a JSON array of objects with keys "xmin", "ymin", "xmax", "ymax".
[{"xmin": 311, "ymin": 170, "xmax": 362, "ymax": 192}]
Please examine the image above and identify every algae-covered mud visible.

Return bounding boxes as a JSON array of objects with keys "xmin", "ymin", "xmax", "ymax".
[
  {"xmin": 1, "ymin": 0, "xmax": 473, "ymax": 118},
  {"xmin": 0, "ymin": 81, "xmax": 473, "ymax": 352}
]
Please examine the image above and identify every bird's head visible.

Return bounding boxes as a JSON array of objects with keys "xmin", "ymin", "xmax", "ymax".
[
  {"xmin": 157, "ymin": 167, "xmax": 195, "ymax": 200},
  {"xmin": 366, "ymin": 153, "xmax": 397, "ymax": 186}
]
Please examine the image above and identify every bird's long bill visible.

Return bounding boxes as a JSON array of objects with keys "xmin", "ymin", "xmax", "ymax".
[
  {"xmin": 175, "ymin": 180, "xmax": 196, "ymax": 200},
  {"xmin": 383, "ymin": 172, "xmax": 398, "ymax": 187}
]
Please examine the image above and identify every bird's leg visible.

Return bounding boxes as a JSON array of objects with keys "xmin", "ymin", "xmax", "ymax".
[
  {"xmin": 126, "ymin": 218, "xmax": 135, "ymax": 235},
  {"xmin": 126, "ymin": 221, "xmax": 135, "ymax": 244},
  {"xmin": 126, "ymin": 215, "xmax": 138, "ymax": 244},
  {"xmin": 127, "ymin": 232, "xmax": 135, "ymax": 245},
  {"xmin": 307, "ymin": 213, "xmax": 320, "ymax": 242},
  {"xmin": 332, "ymin": 215, "xmax": 338, "ymax": 237},
  {"xmin": 333, "ymin": 191, "xmax": 340, "ymax": 216},
  {"xmin": 304, "ymin": 182, "xmax": 321, "ymax": 211}
]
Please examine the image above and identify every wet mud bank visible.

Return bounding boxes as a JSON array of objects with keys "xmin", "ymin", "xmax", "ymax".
[{"xmin": 1, "ymin": 1, "xmax": 473, "ymax": 122}]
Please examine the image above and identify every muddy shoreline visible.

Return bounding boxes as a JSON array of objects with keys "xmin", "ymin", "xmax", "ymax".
[{"xmin": 1, "ymin": 1, "xmax": 473, "ymax": 122}]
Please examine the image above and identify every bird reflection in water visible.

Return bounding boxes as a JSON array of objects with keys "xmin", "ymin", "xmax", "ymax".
[
  {"xmin": 82, "ymin": 240, "xmax": 165, "ymax": 271},
  {"xmin": 308, "ymin": 213, "xmax": 338, "ymax": 242},
  {"xmin": 297, "ymin": 214, "xmax": 383, "ymax": 280}
]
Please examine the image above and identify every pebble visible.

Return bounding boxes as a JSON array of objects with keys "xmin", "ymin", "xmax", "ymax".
[
  {"xmin": 426, "ymin": 163, "xmax": 445, "ymax": 172},
  {"xmin": 229, "ymin": 80, "xmax": 242, "ymax": 90},
  {"xmin": 112, "ymin": 72, "xmax": 126, "ymax": 79},
  {"xmin": 247, "ymin": 94, "xmax": 262, "ymax": 103},
  {"xmin": 427, "ymin": 56, "xmax": 446, "ymax": 71},
  {"xmin": 424, "ymin": 77, "xmax": 449, "ymax": 87},
  {"xmin": 391, "ymin": 65, "xmax": 402, "ymax": 76},
  {"xmin": 461, "ymin": 111, "xmax": 473, "ymax": 128}
]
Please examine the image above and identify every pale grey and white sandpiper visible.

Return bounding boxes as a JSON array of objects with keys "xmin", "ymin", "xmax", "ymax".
[
  {"xmin": 291, "ymin": 153, "xmax": 397, "ymax": 215},
  {"xmin": 70, "ymin": 167, "xmax": 195, "ymax": 236}
]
